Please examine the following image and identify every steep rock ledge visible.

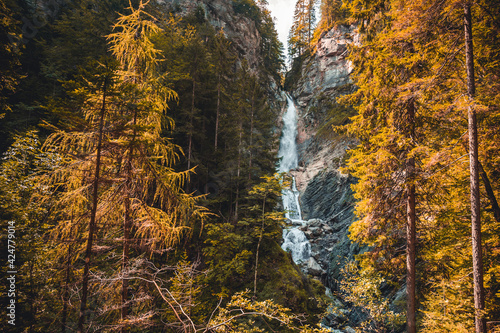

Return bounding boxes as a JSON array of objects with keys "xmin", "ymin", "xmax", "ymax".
[
  {"xmin": 286, "ymin": 24, "xmax": 366, "ymax": 331},
  {"xmin": 159, "ymin": 0, "xmax": 262, "ymax": 71},
  {"xmin": 288, "ymin": 23, "xmax": 361, "ymax": 304},
  {"xmin": 293, "ymin": 25, "xmax": 359, "ymax": 107},
  {"xmin": 289, "ymin": 24, "xmax": 407, "ymax": 332}
]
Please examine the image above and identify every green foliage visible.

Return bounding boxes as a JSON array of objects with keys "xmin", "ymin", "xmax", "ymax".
[
  {"xmin": 232, "ymin": 0, "xmax": 261, "ymax": 23},
  {"xmin": 258, "ymin": 5, "xmax": 285, "ymax": 83},
  {"xmin": 203, "ymin": 174, "xmax": 286, "ymax": 297},
  {"xmin": 284, "ymin": 51, "xmax": 307, "ymax": 91},
  {"xmin": 328, "ymin": 0, "xmax": 500, "ymax": 330},
  {"xmin": 335, "ymin": 262, "xmax": 405, "ymax": 332},
  {"xmin": 0, "ymin": 131, "xmax": 61, "ymax": 332},
  {"xmin": 288, "ymin": 0, "xmax": 317, "ymax": 59},
  {"xmin": 203, "ymin": 174, "xmax": 326, "ymax": 328}
]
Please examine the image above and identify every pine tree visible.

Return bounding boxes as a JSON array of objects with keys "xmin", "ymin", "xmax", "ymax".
[
  {"xmin": 212, "ymin": 30, "xmax": 234, "ymax": 152},
  {"xmin": 257, "ymin": 4, "xmax": 284, "ymax": 83},
  {"xmin": 244, "ymin": 174, "xmax": 287, "ymax": 296}
]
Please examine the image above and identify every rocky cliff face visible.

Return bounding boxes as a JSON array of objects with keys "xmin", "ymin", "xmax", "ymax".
[
  {"xmin": 158, "ymin": 0, "xmax": 261, "ymax": 71},
  {"xmin": 287, "ymin": 25, "xmax": 363, "ymax": 330},
  {"xmin": 293, "ymin": 25, "xmax": 359, "ymax": 106},
  {"xmin": 158, "ymin": 0, "xmax": 286, "ymax": 127}
]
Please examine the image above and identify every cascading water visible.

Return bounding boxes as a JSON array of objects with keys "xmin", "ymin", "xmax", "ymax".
[{"xmin": 278, "ymin": 94, "xmax": 310, "ymax": 264}]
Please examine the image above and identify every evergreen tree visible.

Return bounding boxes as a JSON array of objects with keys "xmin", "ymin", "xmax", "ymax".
[
  {"xmin": 0, "ymin": 131, "xmax": 60, "ymax": 332},
  {"xmin": 212, "ymin": 30, "xmax": 235, "ymax": 152},
  {"xmin": 0, "ymin": 0, "xmax": 23, "ymax": 117},
  {"xmin": 258, "ymin": 4, "xmax": 285, "ymax": 84},
  {"xmin": 288, "ymin": 0, "xmax": 317, "ymax": 59}
]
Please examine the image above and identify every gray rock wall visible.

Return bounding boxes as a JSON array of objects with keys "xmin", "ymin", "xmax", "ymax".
[
  {"xmin": 294, "ymin": 25, "xmax": 359, "ymax": 107},
  {"xmin": 158, "ymin": 0, "xmax": 262, "ymax": 72},
  {"xmin": 288, "ymin": 24, "xmax": 361, "ymax": 291},
  {"xmin": 289, "ymin": 24, "xmax": 407, "ymax": 332}
]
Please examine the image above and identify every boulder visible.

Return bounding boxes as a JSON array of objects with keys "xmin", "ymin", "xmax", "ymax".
[{"xmin": 307, "ymin": 257, "xmax": 325, "ymax": 276}]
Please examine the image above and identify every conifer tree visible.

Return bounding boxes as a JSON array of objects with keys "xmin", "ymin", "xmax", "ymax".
[
  {"xmin": 244, "ymin": 174, "xmax": 286, "ymax": 296},
  {"xmin": 337, "ymin": 0, "xmax": 500, "ymax": 330},
  {"xmin": 341, "ymin": 2, "xmax": 426, "ymax": 331},
  {"xmin": 463, "ymin": 2, "xmax": 485, "ymax": 331},
  {"xmin": 107, "ymin": 3, "xmax": 208, "ymax": 330},
  {"xmin": 258, "ymin": 4, "xmax": 285, "ymax": 83},
  {"xmin": 41, "ymin": 2, "xmax": 208, "ymax": 331},
  {"xmin": 212, "ymin": 30, "xmax": 234, "ymax": 152},
  {"xmin": 288, "ymin": 0, "xmax": 317, "ymax": 59},
  {"xmin": 0, "ymin": 0, "xmax": 22, "ymax": 117}
]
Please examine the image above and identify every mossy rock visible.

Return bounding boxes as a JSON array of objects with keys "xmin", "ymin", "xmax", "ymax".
[{"xmin": 257, "ymin": 241, "xmax": 326, "ymax": 325}]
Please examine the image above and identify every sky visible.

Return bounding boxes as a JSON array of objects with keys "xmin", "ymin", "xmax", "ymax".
[{"xmin": 267, "ymin": 0, "xmax": 295, "ymax": 54}]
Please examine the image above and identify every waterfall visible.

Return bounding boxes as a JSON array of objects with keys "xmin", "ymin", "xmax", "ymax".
[
  {"xmin": 278, "ymin": 95, "xmax": 299, "ymax": 173},
  {"xmin": 278, "ymin": 94, "xmax": 310, "ymax": 264}
]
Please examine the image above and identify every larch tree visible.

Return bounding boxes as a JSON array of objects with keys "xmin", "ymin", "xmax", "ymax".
[
  {"xmin": 106, "ymin": 2, "xmax": 209, "ymax": 330},
  {"xmin": 338, "ymin": 0, "xmax": 500, "ymax": 330},
  {"xmin": 463, "ymin": 2, "xmax": 485, "ymax": 332},
  {"xmin": 341, "ymin": 0, "xmax": 437, "ymax": 331},
  {"xmin": 399, "ymin": 0, "xmax": 499, "ymax": 330},
  {"xmin": 42, "ymin": 1, "xmax": 209, "ymax": 331}
]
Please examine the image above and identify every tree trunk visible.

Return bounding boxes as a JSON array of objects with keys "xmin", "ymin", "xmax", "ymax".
[
  {"xmin": 248, "ymin": 88, "xmax": 255, "ymax": 181},
  {"xmin": 254, "ymin": 195, "xmax": 266, "ymax": 296},
  {"xmin": 78, "ymin": 78, "xmax": 108, "ymax": 333},
  {"xmin": 188, "ymin": 79, "xmax": 195, "ymax": 171},
  {"xmin": 61, "ymin": 243, "xmax": 72, "ymax": 333},
  {"xmin": 121, "ymin": 109, "xmax": 138, "ymax": 333},
  {"xmin": 461, "ymin": 140, "xmax": 500, "ymax": 224},
  {"xmin": 121, "ymin": 198, "xmax": 131, "ymax": 333},
  {"xmin": 406, "ymin": 100, "xmax": 416, "ymax": 333},
  {"xmin": 215, "ymin": 74, "xmax": 221, "ymax": 151},
  {"xmin": 478, "ymin": 162, "xmax": 500, "ymax": 223},
  {"xmin": 464, "ymin": 4, "xmax": 486, "ymax": 332},
  {"xmin": 234, "ymin": 120, "xmax": 243, "ymax": 222}
]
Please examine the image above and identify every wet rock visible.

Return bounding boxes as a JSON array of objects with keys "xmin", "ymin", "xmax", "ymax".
[
  {"xmin": 301, "ymin": 170, "xmax": 354, "ymax": 222},
  {"xmin": 308, "ymin": 218, "xmax": 324, "ymax": 227},
  {"xmin": 307, "ymin": 257, "xmax": 325, "ymax": 276},
  {"xmin": 304, "ymin": 229, "xmax": 314, "ymax": 238},
  {"xmin": 323, "ymin": 225, "xmax": 333, "ymax": 233}
]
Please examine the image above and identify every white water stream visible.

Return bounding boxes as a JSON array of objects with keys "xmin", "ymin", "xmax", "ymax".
[{"xmin": 278, "ymin": 94, "xmax": 311, "ymax": 264}]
